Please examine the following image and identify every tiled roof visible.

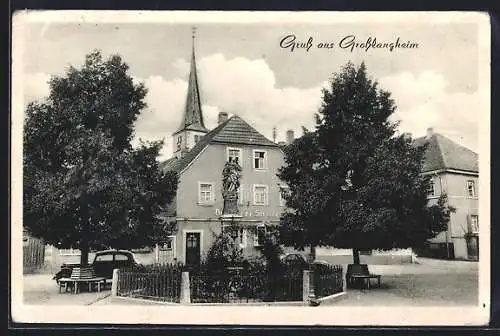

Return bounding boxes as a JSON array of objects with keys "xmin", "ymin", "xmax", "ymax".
[
  {"xmin": 161, "ymin": 115, "xmax": 278, "ymax": 174},
  {"xmin": 414, "ymin": 133, "xmax": 478, "ymax": 173},
  {"xmin": 211, "ymin": 115, "xmax": 278, "ymax": 147}
]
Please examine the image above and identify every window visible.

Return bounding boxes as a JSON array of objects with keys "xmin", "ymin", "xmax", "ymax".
[
  {"xmin": 470, "ymin": 215, "xmax": 479, "ymax": 233},
  {"xmin": 427, "ymin": 178, "xmax": 436, "ymax": 197},
  {"xmin": 187, "ymin": 234, "xmax": 198, "ymax": 248},
  {"xmin": 253, "ymin": 225, "xmax": 266, "ymax": 246},
  {"xmin": 115, "ymin": 254, "xmax": 129, "ymax": 261},
  {"xmin": 176, "ymin": 136, "xmax": 182, "ymax": 151},
  {"xmin": 199, "ymin": 182, "xmax": 214, "ymax": 204},
  {"xmin": 161, "ymin": 236, "xmax": 176, "ymax": 251},
  {"xmin": 253, "ymin": 150, "xmax": 267, "ymax": 169},
  {"xmin": 279, "ymin": 185, "xmax": 289, "ymax": 206},
  {"xmin": 359, "ymin": 249, "xmax": 372, "ymax": 255},
  {"xmin": 467, "ymin": 180, "xmax": 476, "ymax": 198},
  {"xmin": 227, "ymin": 147, "xmax": 242, "ymax": 165},
  {"xmin": 194, "ymin": 135, "xmax": 201, "ymax": 144},
  {"xmin": 238, "ymin": 228, "xmax": 247, "ymax": 248},
  {"xmin": 95, "ymin": 254, "xmax": 113, "ymax": 262},
  {"xmin": 253, "ymin": 185, "xmax": 268, "ymax": 205}
]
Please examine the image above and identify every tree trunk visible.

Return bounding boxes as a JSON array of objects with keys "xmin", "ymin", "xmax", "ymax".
[
  {"xmin": 309, "ymin": 245, "xmax": 316, "ymax": 264},
  {"xmin": 80, "ymin": 204, "xmax": 91, "ymax": 266},
  {"xmin": 80, "ymin": 242, "xmax": 89, "ymax": 266},
  {"xmin": 352, "ymin": 248, "xmax": 360, "ymax": 265}
]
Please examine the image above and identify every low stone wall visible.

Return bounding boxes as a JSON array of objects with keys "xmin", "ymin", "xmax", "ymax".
[
  {"xmin": 111, "ymin": 267, "xmax": 346, "ymax": 305},
  {"xmin": 315, "ymin": 248, "xmax": 415, "ymax": 265}
]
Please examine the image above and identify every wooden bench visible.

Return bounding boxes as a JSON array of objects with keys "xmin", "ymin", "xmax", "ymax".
[
  {"xmin": 346, "ymin": 264, "xmax": 381, "ymax": 289},
  {"xmin": 59, "ymin": 266, "xmax": 107, "ymax": 294}
]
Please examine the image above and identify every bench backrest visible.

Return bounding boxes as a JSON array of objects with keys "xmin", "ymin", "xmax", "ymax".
[
  {"xmin": 346, "ymin": 264, "xmax": 370, "ymax": 276},
  {"xmin": 70, "ymin": 266, "xmax": 97, "ymax": 279}
]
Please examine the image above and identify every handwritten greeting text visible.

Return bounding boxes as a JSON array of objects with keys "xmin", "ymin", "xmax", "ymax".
[{"xmin": 279, "ymin": 34, "xmax": 419, "ymax": 52}]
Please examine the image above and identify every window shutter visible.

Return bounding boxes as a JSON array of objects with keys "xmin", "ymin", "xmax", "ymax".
[{"xmin": 466, "ymin": 214, "xmax": 471, "ymax": 233}]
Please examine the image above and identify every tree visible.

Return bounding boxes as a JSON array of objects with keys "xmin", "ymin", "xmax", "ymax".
[
  {"xmin": 277, "ymin": 62, "xmax": 454, "ymax": 264},
  {"xmin": 23, "ymin": 50, "xmax": 178, "ymax": 265}
]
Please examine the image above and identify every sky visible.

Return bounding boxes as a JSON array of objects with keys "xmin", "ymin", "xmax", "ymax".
[{"xmin": 19, "ymin": 16, "xmax": 484, "ymax": 160}]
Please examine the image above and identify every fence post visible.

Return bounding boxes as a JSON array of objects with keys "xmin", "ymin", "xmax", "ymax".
[
  {"xmin": 302, "ymin": 270, "xmax": 310, "ymax": 302},
  {"xmin": 180, "ymin": 271, "xmax": 190, "ymax": 304},
  {"xmin": 111, "ymin": 268, "xmax": 120, "ymax": 297},
  {"xmin": 342, "ymin": 265, "xmax": 347, "ymax": 292},
  {"xmin": 155, "ymin": 244, "xmax": 160, "ymax": 264}
]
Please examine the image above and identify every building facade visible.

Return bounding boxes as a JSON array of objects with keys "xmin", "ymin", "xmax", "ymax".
[
  {"xmin": 415, "ymin": 128, "xmax": 479, "ymax": 261},
  {"xmin": 160, "ymin": 40, "xmax": 290, "ymax": 265}
]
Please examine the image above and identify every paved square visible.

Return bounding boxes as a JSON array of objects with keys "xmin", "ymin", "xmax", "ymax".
[
  {"xmin": 22, "ymin": 258, "xmax": 478, "ymax": 306},
  {"xmin": 326, "ymin": 258, "xmax": 479, "ymax": 306}
]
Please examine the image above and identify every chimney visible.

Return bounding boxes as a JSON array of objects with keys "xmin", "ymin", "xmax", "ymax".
[
  {"xmin": 286, "ymin": 130, "xmax": 295, "ymax": 145},
  {"xmin": 426, "ymin": 127, "xmax": 434, "ymax": 140},
  {"xmin": 218, "ymin": 112, "xmax": 228, "ymax": 125}
]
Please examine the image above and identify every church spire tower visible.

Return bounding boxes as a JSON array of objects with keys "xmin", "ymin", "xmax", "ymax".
[{"xmin": 173, "ymin": 27, "xmax": 209, "ymax": 158}]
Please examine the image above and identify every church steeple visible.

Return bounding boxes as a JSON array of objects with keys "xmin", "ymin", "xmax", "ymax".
[
  {"xmin": 173, "ymin": 27, "xmax": 208, "ymax": 136},
  {"xmin": 172, "ymin": 27, "xmax": 209, "ymax": 158}
]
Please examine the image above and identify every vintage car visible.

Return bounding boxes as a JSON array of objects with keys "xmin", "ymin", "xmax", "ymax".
[
  {"xmin": 53, "ymin": 249, "xmax": 141, "ymax": 282},
  {"xmin": 280, "ymin": 252, "xmax": 332, "ymax": 271}
]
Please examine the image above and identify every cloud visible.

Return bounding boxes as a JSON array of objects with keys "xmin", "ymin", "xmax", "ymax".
[
  {"xmin": 23, "ymin": 72, "xmax": 52, "ymax": 104},
  {"xmin": 22, "ymin": 58, "xmax": 480, "ymax": 162},
  {"xmin": 133, "ymin": 54, "xmax": 326, "ymax": 160},
  {"xmin": 379, "ymin": 71, "xmax": 480, "ymax": 152}
]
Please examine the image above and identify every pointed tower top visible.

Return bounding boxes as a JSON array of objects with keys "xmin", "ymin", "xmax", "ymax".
[{"xmin": 173, "ymin": 27, "xmax": 208, "ymax": 135}]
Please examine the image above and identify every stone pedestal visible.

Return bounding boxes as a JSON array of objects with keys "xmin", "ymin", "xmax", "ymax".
[
  {"xmin": 222, "ymin": 193, "xmax": 239, "ymax": 216},
  {"xmin": 180, "ymin": 271, "xmax": 191, "ymax": 304},
  {"xmin": 302, "ymin": 270, "xmax": 311, "ymax": 302},
  {"xmin": 111, "ymin": 269, "xmax": 120, "ymax": 297}
]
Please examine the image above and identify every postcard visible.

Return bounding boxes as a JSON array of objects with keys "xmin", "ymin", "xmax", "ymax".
[{"xmin": 11, "ymin": 10, "xmax": 490, "ymax": 326}]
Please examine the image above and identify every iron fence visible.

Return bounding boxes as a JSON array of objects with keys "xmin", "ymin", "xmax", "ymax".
[
  {"xmin": 118, "ymin": 264, "xmax": 182, "ymax": 303},
  {"xmin": 190, "ymin": 266, "xmax": 303, "ymax": 303},
  {"xmin": 190, "ymin": 273, "xmax": 268, "ymax": 303},
  {"xmin": 314, "ymin": 264, "xmax": 343, "ymax": 298},
  {"xmin": 273, "ymin": 272, "xmax": 303, "ymax": 301}
]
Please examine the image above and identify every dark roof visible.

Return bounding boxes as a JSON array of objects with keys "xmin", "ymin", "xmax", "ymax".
[
  {"xmin": 161, "ymin": 115, "xmax": 278, "ymax": 174},
  {"xmin": 414, "ymin": 133, "xmax": 478, "ymax": 173},
  {"xmin": 211, "ymin": 115, "xmax": 278, "ymax": 147},
  {"xmin": 173, "ymin": 45, "xmax": 208, "ymax": 135}
]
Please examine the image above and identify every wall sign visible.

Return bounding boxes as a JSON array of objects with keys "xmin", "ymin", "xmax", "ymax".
[{"xmin": 215, "ymin": 208, "xmax": 281, "ymax": 218}]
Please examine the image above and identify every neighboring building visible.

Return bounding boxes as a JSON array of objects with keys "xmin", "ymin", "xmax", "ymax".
[
  {"xmin": 414, "ymin": 128, "xmax": 479, "ymax": 261},
  {"xmin": 160, "ymin": 39, "xmax": 290, "ymax": 265}
]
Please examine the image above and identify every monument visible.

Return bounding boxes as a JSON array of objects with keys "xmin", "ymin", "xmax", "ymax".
[
  {"xmin": 221, "ymin": 158, "xmax": 242, "ymax": 215},
  {"xmin": 221, "ymin": 157, "xmax": 243, "ymax": 239}
]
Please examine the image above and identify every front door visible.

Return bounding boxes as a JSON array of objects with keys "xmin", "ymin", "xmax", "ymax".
[
  {"xmin": 467, "ymin": 236, "xmax": 479, "ymax": 260},
  {"xmin": 185, "ymin": 232, "xmax": 201, "ymax": 266}
]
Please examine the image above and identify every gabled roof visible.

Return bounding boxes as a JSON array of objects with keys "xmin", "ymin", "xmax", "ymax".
[
  {"xmin": 414, "ymin": 133, "xmax": 478, "ymax": 173},
  {"xmin": 161, "ymin": 115, "xmax": 279, "ymax": 174},
  {"xmin": 173, "ymin": 43, "xmax": 208, "ymax": 135}
]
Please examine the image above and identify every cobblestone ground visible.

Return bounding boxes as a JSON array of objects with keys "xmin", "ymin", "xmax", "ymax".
[
  {"xmin": 22, "ymin": 257, "xmax": 478, "ymax": 306},
  {"xmin": 325, "ymin": 258, "xmax": 479, "ymax": 306},
  {"xmin": 23, "ymin": 274, "xmax": 111, "ymax": 305}
]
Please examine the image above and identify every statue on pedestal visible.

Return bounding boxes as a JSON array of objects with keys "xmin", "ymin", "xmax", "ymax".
[{"xmin": 222, "ymin": 158, "xmax": 242, "ymax": 215}]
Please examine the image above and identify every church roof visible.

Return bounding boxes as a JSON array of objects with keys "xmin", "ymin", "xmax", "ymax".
[
  {"xmin": 161, "ymin": 115, "xmax": 279, "ymax": 174},
  {"xmin": 414, "ymin": 132, "xmax": 478, "ymax": 173},
  {"xmin": 173, "ymin": 42, "xmax": 208, "ymax": 135}
]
